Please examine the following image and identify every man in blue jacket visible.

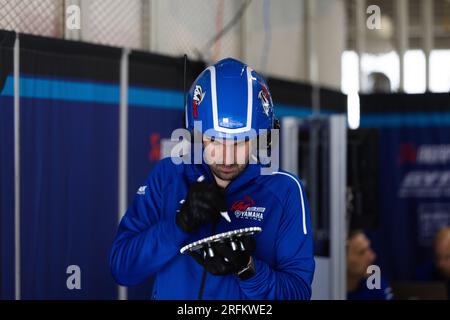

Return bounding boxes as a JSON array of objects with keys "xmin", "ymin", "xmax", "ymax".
[{"xmin": 110, "ymin": 58, "xmax": 315, "ymax": 299}]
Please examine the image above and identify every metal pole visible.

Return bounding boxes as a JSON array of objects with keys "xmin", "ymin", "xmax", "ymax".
[
  {"xmin": 304, "ymin": 0, "xmax": 320, "ymax": 255},
  {"xmin": 397, "ymin": 0, "xmax": 409, "ymax": 92},
  {"xmin": 118, "ymin": 48, "xmax": 130, "ymax": 300},
  {"xmin": 423, "ymin": 0, "xmax": 434, "ymax": 91},
  {"xmin": 355, "ymin": 0, "xmax": 366, "ymax": 92},
  {"xmin": 79, "ymin": 0, "xmax": 91, "ymax": 42},
  {"xmin": 329, "ymin": 115, "xmax": 347, "ymax": 300},
  {"xmin": 304, "ymin": 0, "xmax": 320, "ymax": 114},
  {"xmin": 149, "ymin": 0, "xmax": 159, "ymax": 52},
  {"xmin": 141, "ymin": 0, "xmax": 151, "ymax": 51},
  {"xmin": 14, "ymin": 32, "xmax": 21, "ymax": 301},
  {"xmin": 63, "ymin": 0, "xmax": 82, "ymax": 41}
]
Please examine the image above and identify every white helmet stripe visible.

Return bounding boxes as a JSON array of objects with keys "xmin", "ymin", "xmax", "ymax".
[
  {"xmin": 208, "ymin": 66, "xmax": 218, "ymax": 131},
  {"xmin": 272, "ymin": 171, "xmax": 308, "ymax": 235},
  {"xmin": 208, "ymin": 66, "xmax": 253, "ymax": 134}
]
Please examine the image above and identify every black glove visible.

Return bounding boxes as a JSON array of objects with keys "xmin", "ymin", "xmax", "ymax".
[
  {"xmin": 176, "ymin": 181, "xmax": 226, "ymax": 233},
  {"xmin": 189, "ymin": 236, "xmax": 256, "ymax": 279}
]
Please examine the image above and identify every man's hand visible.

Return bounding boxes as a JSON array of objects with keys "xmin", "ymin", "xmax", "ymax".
[
  {"xmin": 176, "ymin": 181, "xmax": 226, "ymax": 233},
  {"xmin": 189, "ymin": 236, "xmax": 256, "ymax": 279}
]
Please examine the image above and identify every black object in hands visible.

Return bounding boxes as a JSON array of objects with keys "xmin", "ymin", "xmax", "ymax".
[
  {"xmin": 189, "ymin": 236, "xmax": 256, "ymax": 279},
  {"xmin": 176, "ymin": 181, "xmax": 226, "ymax": 233}
]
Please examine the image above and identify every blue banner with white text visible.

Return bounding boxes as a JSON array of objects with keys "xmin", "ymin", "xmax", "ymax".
[{"xmin": 371, "ymin": 126, "xmax": 450, "ymax": 281}]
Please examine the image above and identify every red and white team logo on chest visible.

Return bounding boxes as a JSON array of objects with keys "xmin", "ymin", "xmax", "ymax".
[{"xmin": 231, "ymin": 196, "xmax": 266, "ymax": 222}]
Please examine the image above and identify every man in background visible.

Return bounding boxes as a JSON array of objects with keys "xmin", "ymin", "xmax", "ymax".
[
  {"xmin": 416, "ymin": 226, "xmax": 450, "ymax": 298},
  {"xmin": 346, "ymin": 230, "xmax": 394, "ymax": 300}
]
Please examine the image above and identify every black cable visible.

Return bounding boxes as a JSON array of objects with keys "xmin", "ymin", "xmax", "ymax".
[
  {"xmin": 183, "ymin": 54, "xmax": 187, "ymax": 110},
  {"xmin": 197, "ymin": 268, "xmax": 208, "ymax": 300},
  {"xmin": 182, "ymin": 54, "xmax": 188, "ymax": 128},
  {"xmin": 197, "ymin": 222, "xmax": 217, "ymax": 300}
]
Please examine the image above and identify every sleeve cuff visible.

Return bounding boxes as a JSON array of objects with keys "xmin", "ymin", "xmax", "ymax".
[{"xmin": 238, "ymin": 258, "xmax": 270, "ymax": 288}]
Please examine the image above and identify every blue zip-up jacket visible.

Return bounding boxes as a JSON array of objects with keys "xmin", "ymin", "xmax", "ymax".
[{"xmin": 110, "ymin": 157, "xmax": 315, "ymax": 299}]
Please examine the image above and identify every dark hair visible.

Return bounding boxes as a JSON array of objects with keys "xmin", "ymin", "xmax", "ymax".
[{"xmin": 347, "ymin": 229, "xmax": 364, "ymax": 241}]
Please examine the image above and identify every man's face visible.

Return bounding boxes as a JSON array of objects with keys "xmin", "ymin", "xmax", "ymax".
[
  {"xmin": 203, "ymin": 136, "xmax": 250, "ymax": 183},
  {"xmin": 346, "ymin": 233, "xmax": 377, "ymax": 278},
  {"xmin": 434, "ymin": 236, "xmax": 450, "ymax": 279}
]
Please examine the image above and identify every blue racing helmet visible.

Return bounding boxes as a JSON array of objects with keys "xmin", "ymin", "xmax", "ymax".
[{"xmin": 185, "ymin": 58, "xmax": 275, "ymax": 140}]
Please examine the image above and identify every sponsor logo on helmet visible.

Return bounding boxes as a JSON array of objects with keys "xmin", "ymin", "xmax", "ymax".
[
  {"xmin": 258, "ymin": 84, "xmax": 271, "ymax": 116},
  {"xmin": 193, "ymin": 85, "xmax": 206, "ymax": 119}
]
